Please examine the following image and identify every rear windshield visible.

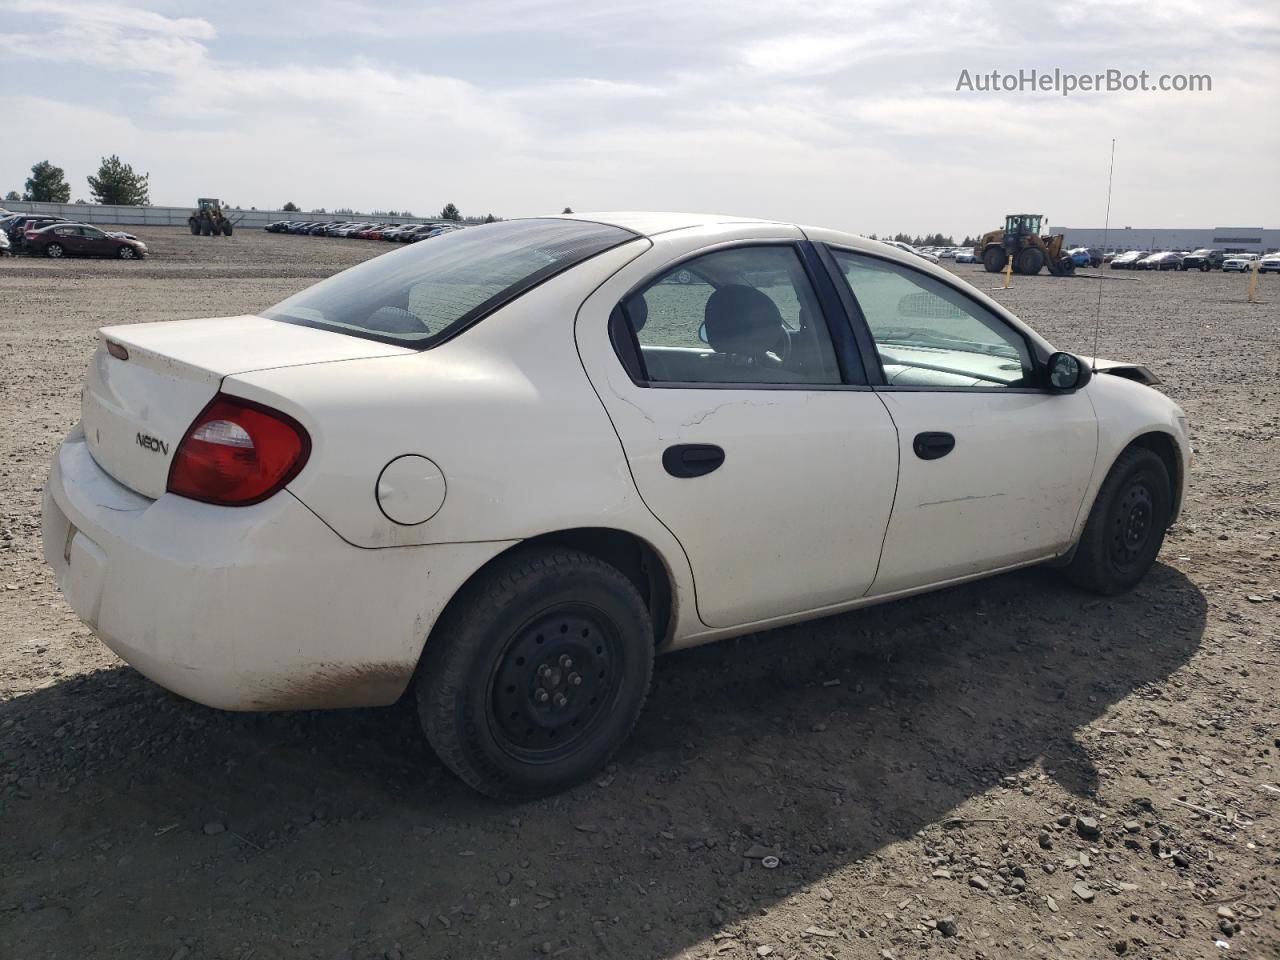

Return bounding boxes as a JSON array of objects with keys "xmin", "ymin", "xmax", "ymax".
[{"xmin": 263, "ymin": 218, "xmax": 635, "ymax": 348}]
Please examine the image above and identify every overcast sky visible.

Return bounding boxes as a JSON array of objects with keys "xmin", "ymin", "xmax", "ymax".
[{"xmin": 2, "ymin": 0, "xmax": 1276, "ymax": 237}]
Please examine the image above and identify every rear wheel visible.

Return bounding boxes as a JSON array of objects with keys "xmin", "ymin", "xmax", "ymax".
[
  {"xmin": 1063, "ymin": 447, "xmax": 1171, "ymax": 595},
  {"xmin": 1200, "ymin": 262, "xmax": 1210, "ymax": 272},
  {"xmin": 45, "ymin": 243, "xmax": 64, "ymax": 259},
  {"xmin": 1017, "ymin": 247, "xmax": 1044, "ymax": 275},
  {"xmin": 417, "ymin": 547, "xmax": 654, "ymax": 800},
  {"xmin": 982, "ymin": 246, "xmax": 1007, "ymax": 273}
]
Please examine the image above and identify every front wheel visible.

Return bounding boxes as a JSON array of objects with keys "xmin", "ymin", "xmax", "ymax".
[
  {"xmin": 417, "ymin": 547, "xmax": 655, "ymax": 800},
  {"xmin": 1063, "ymin": 447, "xmax": 1171, "ymax": 595},
  {"xmin": 118, "ymin": 245, "xmax": 137, "ymax": 260},
  {"xmin": 982, "ymin": 246, "xmax": 1006, "ymax": 273}
]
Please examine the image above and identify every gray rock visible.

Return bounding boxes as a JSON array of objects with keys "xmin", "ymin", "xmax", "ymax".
[
  {"xmin": 969, "ymin": 875, "xmax": 989, "ymax": 891},
  {"xmin": 1072, "ymin": 882, "xmax": 1095, "ymax": 903},
  {"xmin": 202, "ymin": 821, "xmax": 226, "ymax": 836},
  {"xmin": 1076, "ymin": 817, "xmax": 1101, "ymax": 839},
  {"xmin": 938, "ymin": 917, "xmax": 958, "ymax": 938}
]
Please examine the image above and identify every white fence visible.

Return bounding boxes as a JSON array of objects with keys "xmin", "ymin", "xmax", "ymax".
[{"xmin": 1, "ymin": 200, "xmax": 455, "ymax": 230}]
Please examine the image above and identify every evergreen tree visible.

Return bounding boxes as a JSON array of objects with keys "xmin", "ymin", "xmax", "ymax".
[
  {"xmin": 24, "ymin": 160, "xmax": 72, "ymax": 203},
  {"xmin": 86, "ymin": 155, "xmax": 150, "ymax": 205}
]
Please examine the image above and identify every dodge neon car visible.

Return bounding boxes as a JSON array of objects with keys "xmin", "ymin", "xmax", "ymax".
[{"xmin": 43, "ymin": 212, "xmax": 1190, "ymax": 798}]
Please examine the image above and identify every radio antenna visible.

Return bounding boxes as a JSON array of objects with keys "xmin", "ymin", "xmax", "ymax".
[{"xmin": 1093, "ymin": 139, "xmax": 1116, "ymax": 359}]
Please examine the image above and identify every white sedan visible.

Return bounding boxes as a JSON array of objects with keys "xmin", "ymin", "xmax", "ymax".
[{"xmin": 43, "ymin": 213, "xmax": 1191, "ymax": 798}]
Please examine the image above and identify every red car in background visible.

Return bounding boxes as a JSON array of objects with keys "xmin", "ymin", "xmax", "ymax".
[{"xmin": 26, "ymin": 222, "xmax": 148, "ymax": 260}]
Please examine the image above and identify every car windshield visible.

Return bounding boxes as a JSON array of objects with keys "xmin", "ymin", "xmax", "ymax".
[{"xmin": 264, "ymin": 218, "xmax": 636, "ymax": 347}]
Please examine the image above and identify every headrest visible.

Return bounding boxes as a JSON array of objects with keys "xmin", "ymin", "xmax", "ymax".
[
  {"xmin": 703, "ymin": 285, "xmax": 784, "ymax": 356},
  {"xmin": 626, "ymin": 294, "xmax": 649, "ymax": 332}
]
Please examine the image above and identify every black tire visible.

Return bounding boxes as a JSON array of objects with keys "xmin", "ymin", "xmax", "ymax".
[
  {"xmin": 222, "ymin": 221, "xmax": 234, "ymax": 236},
  {"xmin": 1200, "ymin": 262, "xmax": 1210, "ymax": 272},
  {"xmin": 417, "ymin": 547, "xmax": 655, "ymax": 800},
  {"xmin": 189, "ymin": 220, "xmax": 200, "ymax": 235},
  {"xmin": 45, "ymin": 243, "xmax": 64, "ymax": 259},
  {"xmin": 1063, "ymin": 447, "xmax": 1171, "ymax": 595},
  {"xmin": 982, "ymin": 246, "xmax": 1006, "ymax": 273},
  {"xmin": 1017, "ymin": 246, "xmax": 1044, "ymax": 275}
]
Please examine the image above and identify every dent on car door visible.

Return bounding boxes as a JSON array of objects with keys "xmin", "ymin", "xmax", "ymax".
[
  {"xmin": 577, "ymin": 235, "xmax": 901, "ymax": 629},
  {"xmin": 825, "ymin": 247, "xmax": 1098, "ymax": 594}
]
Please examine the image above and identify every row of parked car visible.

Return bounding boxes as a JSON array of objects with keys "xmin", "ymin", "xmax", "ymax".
[
  {"xmin": 1108, "ymin": 248, "xmax": 1278, "ymax": 272},
  {"xmin": 264, "ymin": 219, "xmax": 464, "ymax": 243},
  {"xmin": 0, "ymin": 212, "xmax": 148, "ymax": 259}
]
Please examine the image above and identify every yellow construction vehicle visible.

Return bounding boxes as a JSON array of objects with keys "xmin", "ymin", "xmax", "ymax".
[
  {"xmin": 187, "ymin": 198, "xmax": 237, "ymax": 236},
  {"xmin": 973, "ymin": 214, "xmax": 1074, "ymax": 276}
]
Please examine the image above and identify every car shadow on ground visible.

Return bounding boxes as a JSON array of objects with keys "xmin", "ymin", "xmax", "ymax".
[{"xmin": 2, "ymin": 563, "xmax": 1206, "ymax": 959}]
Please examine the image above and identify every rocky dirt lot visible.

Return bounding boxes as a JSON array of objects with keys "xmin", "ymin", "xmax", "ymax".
[{"xmin": 1, "ymin": 226, "xmax": 1277, "ymax": 959}]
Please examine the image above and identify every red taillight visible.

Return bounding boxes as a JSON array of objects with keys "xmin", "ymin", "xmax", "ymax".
[{"xmin": 167, "ymin": 394, "xmax": 310, "ymax": 506}]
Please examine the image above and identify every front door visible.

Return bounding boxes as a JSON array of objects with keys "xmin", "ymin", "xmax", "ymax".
[
  {"xmin": 824, "ymin": 247, "xmax": 1098, "ymax": 595},
  {"xmin": 577, "ymin": 233, "xmax": 900, "ymax": 629}
]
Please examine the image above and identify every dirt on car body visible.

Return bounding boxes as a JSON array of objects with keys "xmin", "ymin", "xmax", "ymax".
[{"xmin": 1, "ymin": 227, "xmax": 1277, "ymax": 959}]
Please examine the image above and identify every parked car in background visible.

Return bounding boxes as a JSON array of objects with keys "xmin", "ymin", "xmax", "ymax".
[
  {"xmin": 1110, "ymin": 251, "xmax": 1148, "ymax": 269},
  {"xmin": 953, "ymin": 248, "xmax": 977, "ymax": 263},
  {"xmin": 25, "ymin": 222, "xmax": 147, "ymax": 260},
  {"xmin": 0, "ymin": 228, "xmax": 10, "ymax": 256},
  {"xmin": 4, "ymin": 214, "xmax": 69, "ymax": 251},
  {"xmin": 1180, "ymin": 249, "xmax": 1224, "ymax": 271},
  {"xmin": 1137, "ymin": 252, "xmax": 1184, "ymax": 271},
  {"xmin": 879, "ymin": 239, "xmax": 941, "ymax": 264},
  {"xmin": 1259, "ymin": 253, "xmax": 1280, "ymax": 274},
  {"xmin": 43, "ymin": 212, "xmax": 1189, "ymax": 799},
  {"xmin": 1069, "ymin": 247, "xmax": 1103, "ymax": 268},
  {"xmin": 1222, "ymin": 254, "xmax": 1261, "ymax": 272}
]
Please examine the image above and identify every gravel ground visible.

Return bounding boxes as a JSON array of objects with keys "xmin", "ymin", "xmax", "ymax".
[{"xmin": 1, "ymin": 226, "xmax": 1277, "ymax": 959}]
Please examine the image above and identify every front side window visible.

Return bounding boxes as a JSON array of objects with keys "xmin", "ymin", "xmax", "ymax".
[
  {"xmin": 264, "ymin": 219, "xmax": 636, "ymax": 347},
  {"xmin": 620, "ymin": 246, "xmax": 842, "ymax": 385},
  {"xmin": 831, "ymin": 250, "xmax": 1033, "ymax": 388}
]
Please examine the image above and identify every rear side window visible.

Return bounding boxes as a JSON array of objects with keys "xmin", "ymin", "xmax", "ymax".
[{"xmin": 264, "ymin": 219, "xmax": 636, "ymax": 348}]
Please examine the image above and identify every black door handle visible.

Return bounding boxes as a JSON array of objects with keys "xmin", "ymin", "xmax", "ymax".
[
  {"xmin": 663, "ymin": 444, "xmax": 725, "ymax": 478},
  {"xmin": 912, "ymin": 431, "xmax": 955, "ymax": 461}
]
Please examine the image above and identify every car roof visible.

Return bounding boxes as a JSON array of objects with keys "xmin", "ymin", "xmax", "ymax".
[{"xmin": 553, "ymin": 211, "xmax": 944, "ymax": 261}]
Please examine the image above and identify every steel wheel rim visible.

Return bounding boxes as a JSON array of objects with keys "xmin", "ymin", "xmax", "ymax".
[
  {"xmin": 488, "ymin": 605, "xmax": 623, "ymax": 763},
  {"xmin": 1110, "ymin": 481, "xmax": 1154, "ymax": 568},
  {"xmin": 120, "ymin": 247, "xmax": 135, "ymax": 259},
  {"xmin": 48, "ymin": 245, "xmax": 63, "ymax": 258}
]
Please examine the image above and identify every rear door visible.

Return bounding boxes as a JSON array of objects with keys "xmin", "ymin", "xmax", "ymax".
[
  {"xmin": 50, "ymin": 224, "xmax": 83, "ymax": 253},
  {"xmin": 576, "ymin": 227, "xmax": 900, "ymax": 629},
  {"xmin": 821, "ymin": 245, "xmax": 1098, "ymax": 595}
]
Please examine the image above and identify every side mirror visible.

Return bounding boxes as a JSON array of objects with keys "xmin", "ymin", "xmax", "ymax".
[{"xmin": 1046, "ymin": 352, "xmax": 1092, "ymax": 392}]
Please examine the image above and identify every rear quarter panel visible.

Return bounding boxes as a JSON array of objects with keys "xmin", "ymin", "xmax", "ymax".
[{"xmin": 225, "ymin": 239, "xmax": 697, "ymax": 633}]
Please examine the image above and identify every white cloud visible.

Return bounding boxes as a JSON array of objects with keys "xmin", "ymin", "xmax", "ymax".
[{"xmin": 1, "ymin": 0, "xmax": 1275, "ymax": 235}]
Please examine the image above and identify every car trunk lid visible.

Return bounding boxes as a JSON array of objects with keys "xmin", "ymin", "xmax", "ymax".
[{"xmin": 82, "ymin": 315, "xmax": 412, "ymax": 498}]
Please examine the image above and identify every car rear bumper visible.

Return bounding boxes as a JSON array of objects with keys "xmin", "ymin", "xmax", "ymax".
[{"xmin": 43, "ymin": 425, "xmax": 512, "ymax": 711}]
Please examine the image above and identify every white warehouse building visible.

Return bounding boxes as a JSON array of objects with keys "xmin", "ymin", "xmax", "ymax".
[{"xmin": 1048, "ymin": 226, "xmax": 1279, "ymax": 255}]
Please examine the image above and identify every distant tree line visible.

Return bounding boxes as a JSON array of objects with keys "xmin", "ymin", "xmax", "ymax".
[
  {"xmin": 866, "ymin": 232, "xmax": 977, "ymax": 247},
  {"xmin": 4, "ymin": 174, "xmax": 558, "ymax": 229},
  {"xmin": 10, "ymin": 157, "xmax": 150, "ymax": 206}
]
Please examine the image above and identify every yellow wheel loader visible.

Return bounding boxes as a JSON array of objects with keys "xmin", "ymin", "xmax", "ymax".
[
  {"xmin": 973, "ymin": 214, "xmax": 1074, "ymax": 276},
  {"xmin": 187, "ymin": 198, "xmax": 238, "ymax": 237}
]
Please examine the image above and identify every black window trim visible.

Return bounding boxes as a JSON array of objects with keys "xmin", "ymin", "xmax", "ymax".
[
  {"xmin": 815, "ymin": 242, "xmax": 1057, "ymax": 394},
  {"xmin": 608, "ymin": 239, "xmax": 873, "ymax": 392}
]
